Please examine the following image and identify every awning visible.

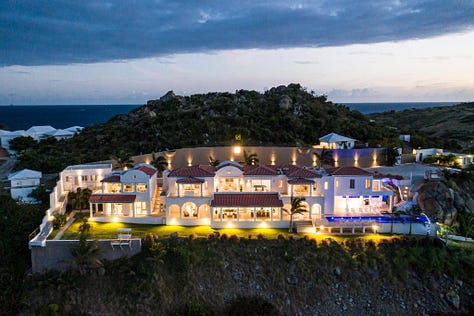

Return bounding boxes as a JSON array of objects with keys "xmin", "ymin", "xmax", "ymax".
[
  {"xmin": 89, "ymin": 194, "xmax": 136, "ymax": 203},
  {"xmin": 176, "ymin": 177, "xmax": 205, "ymax": 184},
  {"xmin": 287, "ymin": 178, "xmax": 315, "ymax": 185},
  {"xmin": 211, "ymin": 193, "xmax": 283, "ymax": 207}
]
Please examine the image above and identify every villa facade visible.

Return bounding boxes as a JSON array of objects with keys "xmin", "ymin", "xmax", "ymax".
[
  {"xmin": 164, "ymin": 161, "xmax": 393, "ymax": 228},
  {"xmin": 88, "ymin": 164, "xmax": 160, "ymax": 223}
]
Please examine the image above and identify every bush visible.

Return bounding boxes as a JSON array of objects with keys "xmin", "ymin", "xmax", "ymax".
[{"xmin": 52, "ymin": 213, "xmax": 67, "ymax": 230}]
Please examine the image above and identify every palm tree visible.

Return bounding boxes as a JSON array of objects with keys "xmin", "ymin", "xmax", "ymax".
[
  {"xmin": 69, "ymin": 218, "xmax": 102, "ymax": 275},
  {"xmin": 313, "ymin": 148, "xmax": 334, "ymax": 168},
  {"xmin": 283, "ymin": 197, "xmax": 307, "ymax": 232},
  {"xmin": 151, "ymin": 152, "xmax": 168, "ymax": 174},
  {"xmin": 208, "ymin": 156, "xmax": 220, "ymax": 166},
  {"xmin": 243, "ymin": 150, "xmax": 259, "ymax": 165},
  {"xmin": 111, "ymin": 150, "xmax": 134, "ymax": 170}
]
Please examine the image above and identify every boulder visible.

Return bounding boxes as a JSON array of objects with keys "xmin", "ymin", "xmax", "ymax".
[{"xmin": 279, "ymin": 95, "xmax": 292, "ymax": 110}]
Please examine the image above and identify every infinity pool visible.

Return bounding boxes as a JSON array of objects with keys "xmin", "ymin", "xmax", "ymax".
[{"xmin": 325, "ymin": 215, "xmax": 429, "ymax": 224}]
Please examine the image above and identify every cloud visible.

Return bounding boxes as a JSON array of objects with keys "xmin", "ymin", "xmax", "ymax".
[{"xmin": 1, "ymin": 0, "xmax": 474, "ymax": 66}]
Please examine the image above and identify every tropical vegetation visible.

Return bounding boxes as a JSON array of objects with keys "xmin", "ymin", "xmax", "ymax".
[{"xmin": 14, "ymin": 84, "xmax": 400, "ymax": 173}]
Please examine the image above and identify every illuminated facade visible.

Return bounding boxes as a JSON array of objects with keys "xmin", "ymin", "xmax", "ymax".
[
  {"xmin": 165, "ymin": 161, "xmax": 393, "ymax": 228},
  {"xmin": 88, "ymin": 164, "xmax": 159, "ymax": 221}
]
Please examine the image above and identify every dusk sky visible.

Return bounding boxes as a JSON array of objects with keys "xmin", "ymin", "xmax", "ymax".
[{"xmin": 1, "ymin": 1, "xmax": 474, "ymax": 105}]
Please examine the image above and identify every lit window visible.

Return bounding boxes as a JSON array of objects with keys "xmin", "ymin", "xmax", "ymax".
[
  {"xmin": 136, "ymin": 183, "xmax": 147, "ymax": 192},
  {"xmin": 335, "ymin": 180, "xmax": 339, "ymax": 188},
  {"xmin": 373, "ymin": 180, "xmax": 381, "ymax": 192},
  {"xmin": 365, "ymin": 179, "xmax": 371, "ymax": 189},
  {"xmin": 65, "ymin": 176, "xmax": 69, "ymax": 182},
  {"xmin": 81, "ymin": 175, "xmax": 88, "ymax": 181},
  {"xmin": 124, "ymin": 183, "xmax": 134, "ymax": 192},
  {"xmin": 350, "ymin": 179, "xmax": 355, "ymax": 189},
  {"xmin": 91, "ymin": 175, "xmax": 98, "ymax": 181},
  {"xmin": 324, "ymin": 181, "xmax": 328, "ymax": 190},
  {"xmin": 278, "ymin": 180, "xmax": 283, "ymax": 188}
]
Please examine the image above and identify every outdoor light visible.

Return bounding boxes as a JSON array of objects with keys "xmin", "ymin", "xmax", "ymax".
[
  {"xmin": 372, "ymin": 225, "xmax": 379, "ymax": 233},
  {"xmin": 113, "ymin": 217, "xmax": 119, "ymax": 223},
  {"xmin": 170, "ymin": 218, "xmax": 177, "ymax": 224},
  {"xmin": 233, "ymin": 146, "xmax": 241, "ymax": 154}
]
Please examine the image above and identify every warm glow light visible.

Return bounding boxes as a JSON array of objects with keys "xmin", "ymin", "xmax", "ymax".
[
  {"xmin": 170, "ymin": 218, "xmax": 177, "ymax": 224},
  {"xmin": 319, "ymin": 225, "xmax": 325, "ymax": 232},
  {"xmin": 227, "ymin": 221, "xmax": 233, "ymax": 228},
  {"xmin": 112, "ymin": 217, "xmax": 119, "ymax": 223},
  {"xmin": 233, "ymin": 146, "xmax": 241, "ymax": 154},
  {"xmin": 372, "ymin": 225, "xmax": 379, "ymax": 233},
  {"xmin": 260, "ymin": 221, "xmax": 267, "ymax": 228}
]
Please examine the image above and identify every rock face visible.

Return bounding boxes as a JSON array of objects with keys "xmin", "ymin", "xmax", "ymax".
[
  {"xmin": 416, "ymin": 177, "xmax": 474, "ymax": 225},
  {"xmin": 279, "ymin": 95, "xmax": 292, "ymax": 110}
]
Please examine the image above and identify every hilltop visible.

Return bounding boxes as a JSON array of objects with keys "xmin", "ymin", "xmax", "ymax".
[
  {"xmin": 369, "ymin": 103, "xmax": 474, "ymax": 151},
  {"xmin": 15, "ymin": 84, "xmax": 398, "ymax": 173}
]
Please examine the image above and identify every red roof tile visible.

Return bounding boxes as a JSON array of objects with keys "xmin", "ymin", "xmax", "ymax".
[
  {"xmin": 288, "ymin": 168, "xmax": 321, "ymax": 178},
  {"xmin": 176, "ymin": 177, "xmax": 205, "ymax": 184},
  {"xmin": 136, "ymin": 165, "xmax": 157, "ymax": 176},
  {"xmin": 90, "ymin": 194, "xmax": 136, "ymax": 203},
  {"xmin": 101, "ymin": 175, "xmax": 121, "ymax": 183},
  {"xmin": 244, "ymin": 165, "xmax": 278, "ymax": 176},
  {"xmin": 326, "ymin": 166, "xmax": 372, "ymax": 176},
  {"xmin": 211, "ymin": 193, "xmax": 283, "ymax": 207},
  {"xmin": 287, "ymin": 178, "xmax": 315, "ymax": 184},
  {"xmin": 168, "ymin": 165, "xmax": 215, "ymax": 177}
]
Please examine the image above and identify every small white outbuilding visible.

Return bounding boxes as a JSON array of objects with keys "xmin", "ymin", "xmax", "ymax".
[{"xmin": 8, "ymin": 169, "xmax": 42, "ymax": 203}]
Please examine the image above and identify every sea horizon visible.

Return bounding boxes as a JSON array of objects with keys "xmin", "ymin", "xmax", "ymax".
[{"xmin": 0, "ymin": 101, "xmax": 464, "ymax": 131}]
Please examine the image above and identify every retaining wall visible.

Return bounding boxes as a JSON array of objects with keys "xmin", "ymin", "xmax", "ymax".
[{"xmin": 30, "ymin": 239, "xmax": 142, "ymax": 273}]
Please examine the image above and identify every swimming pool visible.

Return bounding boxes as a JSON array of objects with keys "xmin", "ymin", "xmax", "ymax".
[{"xmin": 325, "ymin": 215, "xmax": 429, "ymax": 224}]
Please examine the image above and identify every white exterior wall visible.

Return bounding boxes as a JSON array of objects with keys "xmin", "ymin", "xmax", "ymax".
[
  {"xmin": 120, "ymin": 169, "xmax": 155, "ymax": 215},
  {"xmin": 61, "ymin": 165, "xmax": 112, "ymax": 192}
]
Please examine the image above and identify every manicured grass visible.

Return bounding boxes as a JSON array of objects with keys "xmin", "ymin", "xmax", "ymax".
[{"xmin": 59, "ymin": 213, "xmax": 401, "ymax": 243}]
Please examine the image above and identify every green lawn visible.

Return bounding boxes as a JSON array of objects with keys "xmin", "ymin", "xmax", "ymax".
[{"xmin": 59, "ymin": 214, "xmax": 397, "ymax": 243}]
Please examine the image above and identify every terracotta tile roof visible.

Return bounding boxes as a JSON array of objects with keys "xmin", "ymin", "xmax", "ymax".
[
  {"xmin": 287, "ymin": 178, "xmax": 315, "ymax": 184},
  {"xmin": 244, "ymin": 165, "xmax": 278, "ymax": 176},
  {"xmin": 176, "ymin": 177, "xmax": 205, "ymax": 184},
  {"xmin": 287, "ymin": 168, "xmax": 321, "ymax": 178},
  {"xmin": 216, "ymin": 161, "xmax": 243, "ymax": 170},
  {"xmin": 90, "ymin": 194, "xmax": 136, "ymax": 203},
  {"xmin": 136, "ymin": 165, "xmax": 157, "ymax": 176},
  {"xmin": 211, "ymin": 193, "xmax": 283, "ymax": 207},
  {"xmin": 326, "ymin": 166, "xmax": 372, "ymax": 176},
  {"xmin": 101, "ymin": 175, "xmax": 121, "ymax": 183},
  {"xmin": 168, "ymin": 165, "xmax": 215, "ymax": 177}
]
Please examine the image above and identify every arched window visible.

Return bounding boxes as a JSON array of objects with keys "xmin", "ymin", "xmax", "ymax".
[{"xmin": 182, "ymin": 202, "xmax": 198, "ymax": 218}]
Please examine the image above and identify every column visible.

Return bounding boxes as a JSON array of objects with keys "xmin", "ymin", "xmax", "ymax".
[{"xmin": 90, "ymin": 204, "xmax": 93, "ymax": 218}]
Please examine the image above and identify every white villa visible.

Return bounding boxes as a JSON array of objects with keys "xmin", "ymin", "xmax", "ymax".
[
  {"xmin": 316, "ymin": 132, "xmax": 357, "ymax": 149},
  {"xmin": 88, "ymin": 164, "xmax": 160, "ymax": 223},
  {"xmin": 413, "ymin": 148, "xmax": 473, "ymax": 168},
  {"xmin": 0, "ymin": 125, "xmax": 83, "ymax": 153},
  {"xmin": 164, "ymin": 161, "xmax": 393, "ymax": 228},
  {"xmin": 8, "ymin": 169, "xmax": 42, "ymax": 203}
]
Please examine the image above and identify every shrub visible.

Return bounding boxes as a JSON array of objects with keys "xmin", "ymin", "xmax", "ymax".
[{"xmin": 52, "ymin": 213, "xmax": 67, "ymax": 230}]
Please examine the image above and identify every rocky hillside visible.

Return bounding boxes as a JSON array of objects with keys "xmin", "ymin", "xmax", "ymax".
[
  {"xmin": 369, "ymin": 102, "xmax": 474, "ymax": 151},
  {"xmin": 15, "ymin": 84, "xmax": 398, "ymax": 173},
  {"xmin": 22, "ymin": 236, "xmax": 473, "ymax": 315},
  {"xmin": 417, "ymin": 167, "xmax": 474, "ymax": 235}
]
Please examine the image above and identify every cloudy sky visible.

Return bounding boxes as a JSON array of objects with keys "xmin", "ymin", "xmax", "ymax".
[{"xmin": 1, "ymin": 0, "xmax": 474, "ymax": 105}]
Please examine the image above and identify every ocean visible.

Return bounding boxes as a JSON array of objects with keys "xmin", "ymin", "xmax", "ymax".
[
  {"xmin": 0, "ymin": 102, "xmax": 460, "ymax": 131},
  {"xmin": 0, "ymin": 104, "xmax": 139, "ymax": 131}
]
